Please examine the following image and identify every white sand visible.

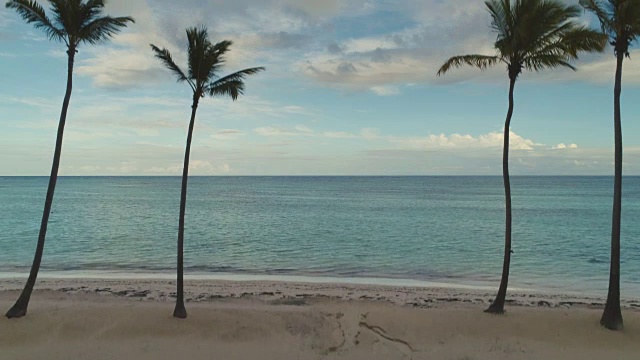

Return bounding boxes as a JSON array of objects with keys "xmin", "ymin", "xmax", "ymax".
[{"xmin": 1, "ymin": 278, "xmax": 639, "ymax": 359}]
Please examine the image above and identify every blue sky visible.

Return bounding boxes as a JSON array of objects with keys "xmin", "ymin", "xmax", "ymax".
[{"xmin": 1, "ymin": 0, "xmax": 639, "ymax": 175}]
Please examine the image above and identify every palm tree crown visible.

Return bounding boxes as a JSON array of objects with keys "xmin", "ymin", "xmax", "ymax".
[
  {"xmin": 438, "ymin": 0, "xmax": 607, "ymax": 79},
  {"xmin": 580, "ymin": 0, "xmax": 640, "ymax": 56},
  {"xmin": 151, "ymin": 27, "xmax": 264, "ymax": 101},
  {"xmin": 6, "ymin": 0, "xmax": 134, "ymax": 50}
]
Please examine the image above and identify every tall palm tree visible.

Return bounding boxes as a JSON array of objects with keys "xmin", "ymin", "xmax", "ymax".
[
  {"xmin": 580, "ymin": 0, "xmax": 640, "ymax": 331},
  {"xmin": 151, "ymin": 26, "xmax": 264, "ymax": 319},
  {"xmin": 5, "ymin": 0, "xmax": 133, "ymax": 319},
  {"xmin": 437, "ymin": 0, "xmax": 607, "ymax": 314}
]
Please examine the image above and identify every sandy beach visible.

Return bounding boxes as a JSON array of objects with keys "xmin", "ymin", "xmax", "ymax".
[{"xmin": 1, "ymin": 278, "xmax": 640, "ymax": 359}]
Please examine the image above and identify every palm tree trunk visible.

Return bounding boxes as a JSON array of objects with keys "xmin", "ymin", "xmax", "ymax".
[
  {"xmin": 486, "ymin": 76, "xmax": 516, "ymax": 314},
  {"xmin": 173, "ymin": 96, "xmax": 199, "ymax": 319},
  {"xmin": 601, "ymin": 52, "xmax": 624, "ymax": 331},
  {"xmin": 5, "ymin": 47, "xmax": 76, "ymax": 319}
]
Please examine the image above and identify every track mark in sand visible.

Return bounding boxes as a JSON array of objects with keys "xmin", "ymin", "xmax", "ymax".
[
  {"xmin": 358, "ymin": 316, "xmax": 415, "ymax": 353},
  {"xmin": 323, "ymin": 312, "xmax": 347, "ymax": 355},
  {"xmin": 358, "ymin": 322, "xmax": 415, "ymax": 352}
]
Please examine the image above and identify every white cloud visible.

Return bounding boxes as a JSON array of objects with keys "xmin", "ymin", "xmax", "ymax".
[
  {"xmin": 46, "ymin": 49, "xmax": 66, "ymax": 59},
  {"xmin": 190, "ymin": 160, "xmax": 233, "ymax": 174},
  {"xmin": 572, "ymin": 160, "xmax": 600, "ymax": 168},
  {"xmin": 198, "ymin": 96, "xmax": 312, "ymax": 121},
  {"xmin": 391, "ymin": 131, "xmax": 540, "ymax": 151},
  {"xmin": 323, "ymin": 131, "xmax": 358, "ymax": 139},
  {"xmin": 296, "ymin": 1, "xmax": 639, "ymax": 89},
  {"xmin": 282, "ymin": 0, "xmax": 341, "ymax": 17},
  {"xmin": 140, "ymin": 160, "xmax": 233, "ymax": 175},
  {"xmin": 212, "ymin": 129, "xmax": 245, "ymax": 140},
  {"xmin": 552, "ymin": 143, "xmax": 579, "ymax": 150},
  {"xmin": 254, "ymin": 125, "xmax": 381, "ymax": 140},
  {"xmin": 343, "ymin": 37, "xmax": 401, "ymax": 53},
  {"xmin": 531, "ymin": 50, "xmax": 640, "ymax": 85},
  {"xmin": 76, "ymin": 48, "xmax": 165, "ymax": 89},
  {"xmin": 371, "ymin": 86, "xmax": 401, "ymax": 96},
  {"xmin": 104, "ymin": 162, "xmax": 138, "ymax": 174},
  {"xmin": 75, "ymin": 0, "xmax": 327, "ymax": 90},
  {"xmin": 294, "ymin": 125, "xmax": 314, "ymax": 133},
  {"xmin": 17, "ymin": 127, "xmax": 640, "ymax": 176},
  {"xmin": 37, "ymin": 0, "xmax": 638, "ymax": 92},
  {"xmin": 72, "ymin": 0, "xmax": 167, "ymax": 89},
  {"xmin": 360, "ymin": 128, "xmax": 380, "ymax": 140},
  {"xmin": 255, "ymin": 126, "xmax": 308, "ymax": 137},
  {"xmin": 251, "ymin": 125, "xmax": 577, "ymax": 155},
  {"xmin": 4, "ymin": 96, "xmax": 59, "ymax": 110}
]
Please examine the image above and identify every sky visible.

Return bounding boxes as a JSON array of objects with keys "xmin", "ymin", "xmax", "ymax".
[{"xmin": 1, "ymin": 0, "xmax": 640, "ymax": 176}]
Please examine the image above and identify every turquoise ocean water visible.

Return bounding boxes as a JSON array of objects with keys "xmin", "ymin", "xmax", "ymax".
[{"xmin": 0, "ymin": 176, "xmax": 639, "ymax": 297}]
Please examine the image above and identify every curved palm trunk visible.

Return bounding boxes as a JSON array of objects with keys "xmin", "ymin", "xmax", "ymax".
[
  {"xmin": 486, "ymin": 76, "xmax": 516, "ymax": 315},
  {"xmin": 601, "ymin": 52, "xmax": 624, "ymax": 331},
  {"xmin": 5, "ymin": 48, "xmax": 76, "ymax": 319},
  {"xmin": 173, "ymin": 96, "xmax": 199, "ymax": 319}
]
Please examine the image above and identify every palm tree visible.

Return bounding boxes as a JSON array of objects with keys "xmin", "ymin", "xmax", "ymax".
[
  {"xmin": 580, "ymin": 0, "xmax": 640, "ymax": 331},
  {"xmin": 5, "ymin": 0, "xmax": 133, "ymax": 319},
  {"xmin": 437, "ymin": 0, "xmax": 607, "ymax": 314},
  {"xmin": 151, "ymin": 27, "xmax": 264, "ymax": 319}
]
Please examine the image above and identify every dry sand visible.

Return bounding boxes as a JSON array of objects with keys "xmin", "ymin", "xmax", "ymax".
[{"xmin": 1, "ymin": 279, "xmax": 639, "ymax": 359}]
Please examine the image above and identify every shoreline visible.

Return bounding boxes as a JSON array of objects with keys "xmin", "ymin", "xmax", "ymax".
[
  {"xmin": 2, "ymin": 277, "xmax": 640, "ymax": 310},
  {"xmin": 0, "ymin": 269, "xmax": 631, "ymax": 297},
  {"xmin": 0, "ymin": 270, "xmax": 513, "ymax": 291}
]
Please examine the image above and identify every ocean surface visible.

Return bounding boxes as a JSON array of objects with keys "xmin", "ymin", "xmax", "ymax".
[{"xmin": 0, "ymin": 176, "xmax": 639, "ymax": 297}]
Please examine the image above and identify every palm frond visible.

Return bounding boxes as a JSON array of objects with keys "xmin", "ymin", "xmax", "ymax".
[
  {"xmin": 49, "ymin": 0, "xmax": 75, "ymax": 35},
  {"xmin": 523, "ymin": 27, "xmax": 606, "ymax": 66},
  {"xmin": 557, "ymin": 26, "xmax": 608, "ymax": 55},
  {"xmin": 522, "ymin": 21, "xmax": 578, "ymax": 57},
  {"xmin": 201, "ymin": 40, "xmax": 233, "ymax": 82},
  {"xmin": 437, "ymin": 55, "xmax": 500, "ymax": 76},
  {"xmin": 616, "ymin": 0, "xmax": 640, "ymax": 54},
  {"xmin": 579, "ymin": 0, "xmax": 616, "ymax": 35},
  {"xmin": 485, "ymin": 0, "xmax": 512, "ymax": 37},
  {"xmin": 150, "ymin": 44, "xmax": 194, "ymax": 90},
  {"xmin": 523, "ymin": 53, "xmax": 576, "ymax": 71},
  {"xmin": 211, "ymin": 40, "xmax": 233, "ymax": 57},
  {"xmin": 79, "ymin": 0, "xmax": 106, "ymax": 27},
  {"xmin": 186, "ymin": 26, "xmax": 211, "ymax": 84},
  {"xmin": 5, "ymin": 0, "xmax": 65, "ymax": 42},
  {"xmin": 512, "ymin": 1, "xmax": 568, "ymax": 55},
  {"xmin": 84, "ymin": 0, "xmax": 105, "ymax": 8},
  {"xmin": 207, "ymin": 67, "xmax": 265, "ymax": 100},
  {"xmin": 208, "ymin": 79, "xmax": 244, "ymax": 101},
  {"xmin": 77, "ymin": 15, "xmax": 134, "ymax": 45},
  {"xmin": 581, "ymin": 0, "xmax": 640, "ymax": 56}
]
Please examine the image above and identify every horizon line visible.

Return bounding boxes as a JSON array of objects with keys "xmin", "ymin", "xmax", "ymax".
[{"xmin": 1, "ymin": 175, "xmax": 638, "ymax": 178}]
